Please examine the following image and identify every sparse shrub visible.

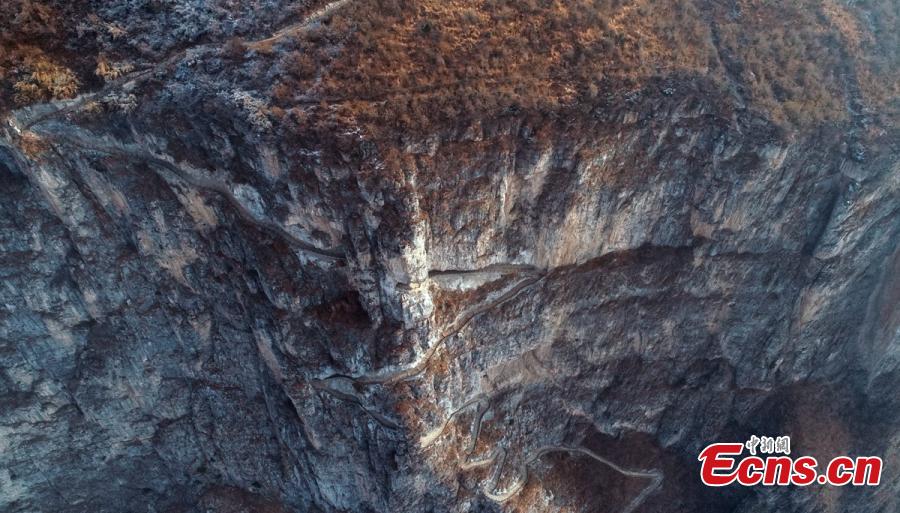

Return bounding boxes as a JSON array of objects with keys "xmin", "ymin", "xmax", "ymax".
[
  {"xmin": 12, "ymin": 54, "xmax": 80, "ymax": 105},
  {"xmin": 272, "ymin": 82, "xmax": 295, "ymax": 105},
  {"xmin": 290, "ymin": 0, "xmax": 897, "ymax": 131},
  {"xmin": 223, "ymin": 37, "xmax": 247, "ymax": 61},
  {"xmin": 95, "ymin": 55, "xmax": 134, "ymax": 81},
  {"xmin": 18, "ymin": 130, "xmax": 48, "ymax": 157},
  {"xmin": 102, "ymin": 92, "xmax": 138, "ymax": 113},
  {"xmin": 282, "ymin": 51, "xmax": 317, "ymax": 79},
  {"xmin": 224, "ymin": 90, "xmax": 273, "ymax": 132}
]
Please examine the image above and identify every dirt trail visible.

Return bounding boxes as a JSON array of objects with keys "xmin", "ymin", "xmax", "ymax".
[
  {"xmin": 20, "ymin": 0, "xmax": 355, "ymax": 130},
  {"xmin": 31, "ymin": 131, "xmax": 345, "ymax": 260},
  {"xmin": 419, "ymin": 395, "xmax": 486, "ymax": 447},
  {"xmin": 318, "ymin": 272, "xmax": 546, "ymax": 385},
  {"xmin": 420, "ymin": 386, "xmax": 665, "ymax": 507},
  {"xmin": 310, "ymin": 380, "xmax": 400, "ymax": 429},
  {"xmin": 428, "ymin": 263, "xmax": 538, "ymax": 277},
  {"xmin": 250, "ymin": 0, "xmax": 353, "ymax": 48},
  {"xmin": 478, "ymin": 445, "xmax": 663, "ymax": 507},
  {"xmin": 528, "ymin": 446, "xmax": 663, "ymax": 513}
]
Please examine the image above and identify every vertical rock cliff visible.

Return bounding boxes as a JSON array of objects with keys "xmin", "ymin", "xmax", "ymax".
[{"xmin": 1, "ymin": 1, "xmax": 898, "ymax": 512}]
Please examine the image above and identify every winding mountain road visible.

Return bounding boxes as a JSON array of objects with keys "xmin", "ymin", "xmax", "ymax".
[{"xmin": 24, "ymin": 130, "xmax": 345, "ymax": 260}]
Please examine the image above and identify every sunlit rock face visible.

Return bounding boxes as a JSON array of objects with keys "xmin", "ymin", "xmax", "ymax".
[{"xmin": 1, "ymin": 1, "xmax": 898, "ymax": 513}]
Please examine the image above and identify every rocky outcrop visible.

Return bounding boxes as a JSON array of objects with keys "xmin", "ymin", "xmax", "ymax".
[{"xmin": 1, "ymin": 1, "xmax": 898, "ymax": 512}]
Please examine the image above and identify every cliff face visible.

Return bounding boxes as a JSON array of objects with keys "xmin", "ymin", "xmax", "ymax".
[{"xmin": 1, "ymin": 1, "xmax": 898, "ymax": 513}]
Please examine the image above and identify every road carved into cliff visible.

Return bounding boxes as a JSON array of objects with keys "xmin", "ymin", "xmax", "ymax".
[
  {"xmin": 249, "ymin": 0, "xmax": 354, "ymax": 48},
  {"xmin": 310, "ymin": 380, "xmax": 401, "ymax": 429},
  {"xmin": 20, "ymin": 0, "xmax": 356, "ymax": 130},
  {"xmin": 524, "ymin": 446, "xmax": 663, "ymax": 512},
  {"xmin": 31, "ymin": 131, "xmax": 345, "ymax": 261},
  {"xmin": 317, "ymin": 271, "xmax": 546, "ymax": 385},
  {"xmin": 421, "ymin": 388, "xmax": 664, "ymax": 508}
]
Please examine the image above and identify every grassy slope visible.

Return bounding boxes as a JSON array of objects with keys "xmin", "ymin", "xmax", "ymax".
[{"xmin": 3, "ymin": 0, "xmax": 897, "ymax": 132}]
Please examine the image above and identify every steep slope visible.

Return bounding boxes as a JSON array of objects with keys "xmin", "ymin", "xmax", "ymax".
[{"xmin": 1, "ymin": 1, "xmax": 898, "ymax": 512}]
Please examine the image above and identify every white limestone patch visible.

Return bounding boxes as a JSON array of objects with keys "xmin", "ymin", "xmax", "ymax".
[
  {"xmin": 231, "ymin": 183, "xmax": 267, "ymax": 219},
  {"xmin": 430, "ymin": 271, "xmax": 504, "ymax": 291}
]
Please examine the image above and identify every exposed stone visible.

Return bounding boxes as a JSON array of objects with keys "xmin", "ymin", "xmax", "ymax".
[{"xmin": 1, "ymin": 2, "xmax": 897, "ymax": 513}]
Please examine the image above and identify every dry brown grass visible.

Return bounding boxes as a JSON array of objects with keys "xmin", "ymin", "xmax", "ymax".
[
  {"xmin": 2, "ymin": 0, "xmax": 896, "ymax": 131},
  {"xmin": 94, "ymin": 54, "xmax": 133, "ymax": 82},
  {"xmin": 17, "ymin": 130, "xmax": 49, "ymax": 157},
  {"xmin": 266, "ymin": 0, "xmax": 897, "ymax": 132},
  {"xmin": 9, "ymin": 46, "xmax": 80, "ymax": 105},
  {"xmin": 1, "ymin": 1, "xmax": 81, "ymax": 111},
  {"xmin": 309, "ymin": 0, "xmax": 714, "ymax": 129},
  {"xmin": 825, "ymin": 0, "xmax": 900, "ymax": 111},
  {"xmin": 713, "ymin": 0, "xmax": 843, "ymax": 125}
]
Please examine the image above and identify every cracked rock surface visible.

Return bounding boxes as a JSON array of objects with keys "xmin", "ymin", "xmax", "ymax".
[{"xmin": 2, "ymin": 1, "xmax": 898, "ymax": 512}]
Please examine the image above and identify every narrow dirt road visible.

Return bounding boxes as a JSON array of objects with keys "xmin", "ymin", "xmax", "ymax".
[
  {"xmin": 21, "ymin": 0, "xmax": 356, "ymax": 130},
  {"xmin": 31, "ymin": 131, "xmax": 345, "ymax": 260},
  {"xmin": 250, "ymin": 0, "xmax": 354, "ymax": 48}
]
